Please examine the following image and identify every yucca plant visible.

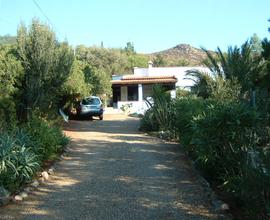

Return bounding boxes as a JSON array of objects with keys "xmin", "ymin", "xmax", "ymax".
[
  {"xmin": 0, "ymin": 134, "xmax": 17, "ymax": 175},
  {"xmin": 144, "ymin": 85, "xmax": 172, "ymax": 131},
  {"xmin": 14, "ymin": 147, "xmax": 40, "ymax": 183}
]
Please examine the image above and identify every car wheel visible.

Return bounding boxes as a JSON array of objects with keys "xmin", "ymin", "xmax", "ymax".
[{"xmin": 99, "ymin": 115, "xmax": 103, "ymax": 120}]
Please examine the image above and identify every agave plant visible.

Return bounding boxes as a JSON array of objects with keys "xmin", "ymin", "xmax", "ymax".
[
  {"xmin": 0, "ymin": 134, "xmax": 17, "ymax": 175},
  {"xmin": 14, "ymin": 146, "xmax": 40, "ymax": 183},
  {"xmin": 0, "ymin": 132, "xmax": 40, "ymax": 190}
]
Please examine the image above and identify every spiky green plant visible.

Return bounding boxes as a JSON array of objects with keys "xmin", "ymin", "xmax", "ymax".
[
  {"xmin": 144, "ymin": 85, "xmax": 172, "ymax": 131},
  {"xmin": 186, "ymin": 42, "xmax": 263, "ymax": 99}
]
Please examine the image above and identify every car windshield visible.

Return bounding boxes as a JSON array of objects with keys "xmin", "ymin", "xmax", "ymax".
[{"xmin": 82, "ymin": 98, "xmax": 100, "ymax": 105}]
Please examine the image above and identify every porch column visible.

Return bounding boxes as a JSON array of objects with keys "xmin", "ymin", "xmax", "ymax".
[
  {"xmin": 170, "ymin": 90, "xmax": 176, "ymax": 99},
  {"xmin": 138, "ymin": 84, "xmax": 143, "ymax": 101}
]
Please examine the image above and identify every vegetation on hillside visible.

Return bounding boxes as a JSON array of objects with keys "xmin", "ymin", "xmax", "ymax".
[{"xmin": 0, "ymin": 35, "xmax": 16, "ymax": 45}]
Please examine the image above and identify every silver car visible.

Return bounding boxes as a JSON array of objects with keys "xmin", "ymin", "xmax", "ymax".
[{"xmin": 77, "ymin": 96, "xmax": 104, "ymax": 120}]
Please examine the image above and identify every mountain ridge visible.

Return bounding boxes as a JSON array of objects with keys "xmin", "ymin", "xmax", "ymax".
[{"xmin": 148, "ymin": 43, "xmax": 212, "ymax": 66}]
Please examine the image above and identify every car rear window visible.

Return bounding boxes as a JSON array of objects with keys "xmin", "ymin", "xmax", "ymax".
[{"xmin": 82, "ymin": 98, "xmax": 101, "ymax": 105}]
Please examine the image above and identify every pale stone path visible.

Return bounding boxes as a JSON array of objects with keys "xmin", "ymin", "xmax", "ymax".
[{"xmin": 0, "ymin": 114, "xmax": 224, "ymax": 220}]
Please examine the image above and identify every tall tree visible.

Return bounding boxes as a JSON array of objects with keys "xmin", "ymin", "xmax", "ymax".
[
  {"xmin": 83, "ymin": 64, "xmax": 112, "ymax": 97},
  {"xmin": 250, "ymin": 33, "xmax": 263, "ymax": 58},
  {"xmin": 0, "ymin": 45, "xmax": 23, "ymax": 127},
  {"xmin": 124, "ymin": 42, "xmax": 135, "ymax": 55},
  {"xmin": 186, "ymin": 42, "xmax": 263, "ymax": 98},
  {"xmin": 16, "ymin": 19, "xmax": 74, "ymax": 120}
]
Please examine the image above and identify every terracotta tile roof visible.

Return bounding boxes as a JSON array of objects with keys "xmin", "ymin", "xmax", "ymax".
[{"xmin": 111, "ymin": 75, "xmax": 177, "ymax": 85}]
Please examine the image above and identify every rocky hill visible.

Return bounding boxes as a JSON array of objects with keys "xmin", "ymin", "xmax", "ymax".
[{"xmin": 150, "ymin": 44, "xmax": 213, "ymax": 66}]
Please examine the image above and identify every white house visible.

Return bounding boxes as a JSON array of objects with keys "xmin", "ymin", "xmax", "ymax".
[{"xmin": 111, "ymin": 61, "xmax": 209, "ymax": 114}]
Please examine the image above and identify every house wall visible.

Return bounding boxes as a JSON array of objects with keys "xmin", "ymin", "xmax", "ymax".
[
  {"xmin": 117, "ymin": 101, "xmax": 149, "ymax": 114},
  {"xmin": 134, "ymin": 66, "xmax": 211, "ymax": 89}
]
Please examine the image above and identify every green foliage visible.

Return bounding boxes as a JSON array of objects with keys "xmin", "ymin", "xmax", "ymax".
[
  {"xmin": 0, "ymin": 45, "xmax": 23, "ymax": 96},
  {"xmin": 174, "ymin": 97, "xmax": 270, "ymax": 218},
  {"xmin": 176, "ymin": 88, "xmax": 192, "ymax": 98},
  {"xmin": 209, "ymin": 76, "xmax": 242, "ymax": 101},
  {"xmin": 0, "ymin": 35, "xmax": 16, "ymax": 45},
  {"xmin": 62, "ymin": 59, "xmax": 90, "ymax": 98},
  {"xmin": 152, "ymin": 55, "xmax": 191, "ymax": 67},
  {"xmin": 153, "ymin": 54, "xmax": 167, "ymax": 67},
  {"xmin": 250, "ymin": 33, "xmax": 263, "ymax": 58},
  {"xmin": 261, "ymin": 38, "xmax": 270, "ymax": 89},
  {"xmin": 120, "ymin": 103, "xmax": 133, "ymax": 113},
  {"xmin": 138, "ymin": 26, "xmax": 270, "ymax": 219},
  {"xmin": 187, "ymin": 42, "xmax": 262, "ymax": 99},
  {"xmin": 0, "ymin": 97, "xmax": 17, "ymax": 130},
  {"xmin": 0, "ymin": 133, "xmax": 40, "ymax": 192},
  {"xmin": 185, "ymin": 70, "xmax": 214, "ymax": 98},
  {"xmin": 76, "ymin": 46, "xmax": 127, "ymax": 75},
  {"xmin": 222, "ymin": 148, "xmax": 270, "ymax": 218},
  {"xmin": 84, "ymin": 65, "xmax": 112, "ymax": 97},
  {"xmin": 124, "ymin": 42, "xmax": 135, "ymax": 55},
  {"xmin": 0, "ymin": 119, "xmax": 68, "ymax": 192},
  {"xmin": 175, "ymin": 59, "xmax": 190, "ymax": 66},
  {"xmin": 174, "ymin": 97, "xmax": 205, "ymax": 147},
  {"xmin": 191, "ymin": 101, "xmax": 258, "ymax": 178},
  {"xmin": 0, "ymin": 45, "xmax": 23, "ymax": 128},
  {"xmin": 126, "ymin": 54, "xmax": 148, "ymax": 73},
  {"xmin": 139, "ymin": 108, "xmax": 160, "ymax": 132},
  {"xmin": 25, "ymin": 117, "xmax": 69, "ymax": 162},
  {"xmin": 146, "ymin": 85, "xmax": 173, "ymax": 131},
  {"xmin": 16, "ymin": 19, "xmax": 74, "ymax": 120}
]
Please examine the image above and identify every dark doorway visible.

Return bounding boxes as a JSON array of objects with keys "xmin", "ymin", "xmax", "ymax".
[{"xmin": 112, "ymin": 86, "xmax": 121, "ymax": 107}]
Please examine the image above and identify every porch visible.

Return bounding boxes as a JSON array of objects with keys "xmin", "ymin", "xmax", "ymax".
[{"xmin": 111, "ymin": 75, "xmax": 177, "ymax": 114}]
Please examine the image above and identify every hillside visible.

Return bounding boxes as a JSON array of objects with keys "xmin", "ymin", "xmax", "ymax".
[
  {"xmin": 0, "ymin": 35, "xmax": 16, "ymax": 45},
  {"xmin": 150, "ymin": 44, "xmax": 212, "ymax": 66}
]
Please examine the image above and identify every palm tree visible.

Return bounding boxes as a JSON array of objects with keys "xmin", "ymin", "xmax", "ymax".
[
  {"xmin": 185, "ymin": 70, "xmax": 214, "ymax": 98},
  {"xmin": 186, "ymin": 41, "xmax": 262, "ymax": 98}
]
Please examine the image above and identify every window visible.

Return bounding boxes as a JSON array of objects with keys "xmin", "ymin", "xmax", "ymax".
[
  {"xmin": 82, "ymin": 97, "xmax": 101, "ymax": 105},
  {"xmin": 128, "ymin": 85, "xmax": 138, "ymax": 101}
]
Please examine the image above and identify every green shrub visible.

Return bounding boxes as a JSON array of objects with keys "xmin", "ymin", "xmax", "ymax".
[
  {"xmin": 191, "ymin": 101, "xmax": 258, "ymax": 179},
  {"xmin": 174, "ymin": 97, "xmax": 205, "ymax": 147},
  {"xmin": 176, "ymin": 88, "xmax": 191, "ymax": 98},
  {"xmin": 221, "ymin": 148, "xmax": 270, "ymax": 219},
  {"xmin": 139, "ymin": 108, "xmax": 159, "ymax": 131},
  {"xmin": 189, "ymin": 101, "xmax": 270, "ymax": 217},
  {"xmin": 174, "ymin": 97, "xmax": 270, "ymax": 218},
  {"xmin": 209, "ymin": 77, "xmax": 242, "ymax": 101},
  {"xmin": 0, "ymin": 97, "xmax": 17, "ymax": 131},
  {"xmin": 25, "ymin": 117, "xmax": 69, "ymax": 161},
  {"xmin": 0, "ymin": 118, "xmax": 69, "ymax": 192}
]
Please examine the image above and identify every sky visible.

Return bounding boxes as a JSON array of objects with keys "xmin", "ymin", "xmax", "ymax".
[{"xmin": 0, "ymin": 0, "xmax": 269, "ymax": 53}]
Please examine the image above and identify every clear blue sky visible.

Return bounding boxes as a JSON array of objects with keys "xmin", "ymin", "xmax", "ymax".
[{"xmin": 0, "ymin": 0, "xmax": 269, "ymax": 53}]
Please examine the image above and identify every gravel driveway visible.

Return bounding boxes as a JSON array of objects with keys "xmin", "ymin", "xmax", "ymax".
[{"xmin": 0, "ymin": 114, "xmax": 224, "ymax": 220}]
